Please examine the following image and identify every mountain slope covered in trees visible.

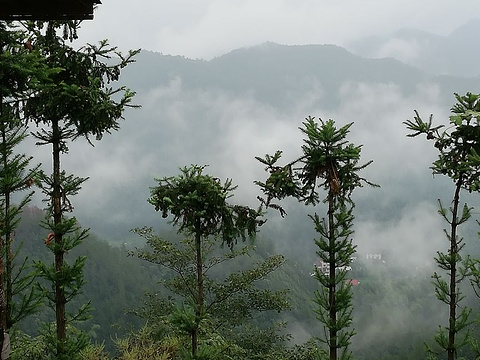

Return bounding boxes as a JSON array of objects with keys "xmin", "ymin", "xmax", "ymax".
[{"xmin": 14, "ymin": 206, "xmax": 480, "ymax": 359}]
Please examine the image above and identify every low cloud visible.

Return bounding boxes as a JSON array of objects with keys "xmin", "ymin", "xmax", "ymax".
[
  {"xmin": 20, "ymin": 68, "xmax": 460, "ymax": 249},
  {"xmin": 354, "ymin": 201, "xmax": 444, "ymax": 268},
  {"xmin": 374, "ymin": 38, "xmax": 422, "ymax": 63}
]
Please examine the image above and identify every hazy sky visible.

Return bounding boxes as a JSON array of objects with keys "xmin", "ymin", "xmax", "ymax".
[
  {"xmin": 22, "ymin": 0, "xmax": 480, "ymax": 258},
  {"xmin": 77, "ymin": 0, "xmax": 480, "ymax": 59}
]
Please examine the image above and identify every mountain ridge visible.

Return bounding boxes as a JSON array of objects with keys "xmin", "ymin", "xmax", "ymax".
[
  {"xmin": 347, "ymin": 18, "xmax": 480, "ymax": 77},
  {"xmin": 124, "ymin": 42, "xmax": 428, "ymax": 111}
]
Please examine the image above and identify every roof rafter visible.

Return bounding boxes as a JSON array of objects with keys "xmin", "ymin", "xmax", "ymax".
[{"xmin": 0, "ymin": 0, "xmax": 101, "ymax": 20}]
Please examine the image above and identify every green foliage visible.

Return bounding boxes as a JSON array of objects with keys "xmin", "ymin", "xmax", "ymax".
[
  {"xmin": 256, "ymin": 116, "xmax": 376, "ymax": 360},
  {"xmin": 11, "ymin": 324, "xmax": 90, "ymax": 360},
  {"xmin": 149, "ymin": 164, "xmax": 263, "ymax": 248},
  {"xmin": 299, "ymin": 117, "xmax": 373, "ymax": 205},
  {"xmin": 14, "ymin": 204, "xmax": 470, "ymax": 360},
  {"xmin": 0, "ymin": 117, "xmax": 44, "ymax": 330},
  {"xmin": 78, "ymin": 343, "xmax": 110, "ymax": 360},
  {"xmin": 24, "ymin": 22, "xmax": 139, "ymax": 143},
  {"xmin": 113, "ymin": 323, "xmax": 181, "ymax": 359},
  {"xmin": 0, "ymin": 22, "xmax": 49, "ymax": 335},
  {"xmin": 40, "ymin": 323, "xmax": 90, "ymax": 360},
  {"xmin": 132, "ymin": 220, "xmax": 290, "ymax": 358},
  {"xmin": 147, "ymin": 166, "xmax": 273, "ymax": 358},
  {"xmin": 142, "ymin": 165, "xmax": 284, "ymax": 358},
  {"xmin": 12, "ymin": 207, "xmax": 156, "ymax": 353},
  {"xmin": 256, "ymin": 116, "xmax": 376, "ymax": 214},
  {"xmin": 0, "ymin": 22, "xmax": 53, "ymax": 100},
  {"xmin": 405, "ymin": 93, "xmax": 480, "ymax": 192},
  {"xmin": 17, "ymin": 19, "xmax": 139, "ymax": 358},
  {"xmin": 11, "ymin": 331, "xmax": 48, "ymax": 360},
  {"xmin": 405, "ymin": 92, "xmax": 480, "ymax": 359},
  {"xmin": 133, "ymin": 227, "xmax": 290, "ymax": 321}
]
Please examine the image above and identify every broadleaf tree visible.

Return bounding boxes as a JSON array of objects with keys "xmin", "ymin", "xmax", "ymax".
[
  {"xmin": 255, "ymin": 116, "xmax": 377, "ymax": 360},
  {"xmin": 404, "ymin": 92, "xmax": 480, "ymax": 360},
  {"xmin": 22, "ymin": 20, "xmax": 139, "ymax": 359}
]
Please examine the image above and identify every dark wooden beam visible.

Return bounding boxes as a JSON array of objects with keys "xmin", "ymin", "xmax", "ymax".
[{"xmin": 0, "ymin": 0, "xmax": 101, "ymax": 20}]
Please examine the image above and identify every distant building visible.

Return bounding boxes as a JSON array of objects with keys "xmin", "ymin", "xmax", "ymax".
[
  {"xmin": 313, "ymin": 257, "xmax": 354, "ymax": 276},
  {"xmin": 313, "ymin": 259, "xmax": 330, "ymax": 276}
]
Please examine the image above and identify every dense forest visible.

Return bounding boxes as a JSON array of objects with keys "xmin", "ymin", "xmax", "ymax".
[
  {"xmin": 12, "ymin": 205, "xmax": 480, "ymax": 359},
  {"xmin": 2, "ymin": 13, "xmax": 480, "ymax": 360}
]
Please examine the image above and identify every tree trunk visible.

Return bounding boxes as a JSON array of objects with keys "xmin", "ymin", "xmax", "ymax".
[
  {"xmin": 193, "ymin": 222, "xmax": 203, "ymax": 358},
  {"xmin": 0, "ymin": 93, "xmax": 6, "ymax": 353},
  {"xmin": 447, "ymin": 178, "xmax": 462, "ymax": 360},
  {"xmin": 328, "ymin": 191, "xmax": 337, "ymax": 360},
  {"xmin": 2, "ymin": 126, "xmax": 13, "ymax": 331},
  {"xmin": 52, "ymin": 118, "xmax": 67, "ymax": 353}
]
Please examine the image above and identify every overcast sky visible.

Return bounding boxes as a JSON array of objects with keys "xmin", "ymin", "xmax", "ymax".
[
  {"xmin": 21, "ymin": 0, "xmax": 480, "ymax": 256},
  {"xmin": 77, "ymin": 0, "xmax": 480, "ymax": 59}
]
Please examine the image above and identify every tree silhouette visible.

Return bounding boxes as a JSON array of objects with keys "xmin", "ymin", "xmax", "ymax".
[{"xmin": 0, "ymin": 21, "xmax": 50, "ymax": 354}]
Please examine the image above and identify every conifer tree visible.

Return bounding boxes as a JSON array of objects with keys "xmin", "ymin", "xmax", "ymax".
[
  {"xmin": 146, "ymin": 164, "xmax": 265, "ymax": 358},
  {"xmin": 22, "ymin": 20, "xmax": 139, "ymax": 359},
  {"xmin": 132, "ymin": 228, "xmax": 289, "ymax": 359},
  {"xmin": 0, "ymin": 21, "xmax": 49, "ymax": 351},
  {"xmin": 256, "ymin": 116, "xmax": 377, "ymax": 360},
  {"xmin": 0, "ymin": 117, "xmax": 42, "ymax": 326},
  {"xmin": 405, "ymin": 92, "xmax": 480, "ymax": 360}
]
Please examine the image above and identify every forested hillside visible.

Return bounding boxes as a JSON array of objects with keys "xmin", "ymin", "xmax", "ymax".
[{"xmin": 12, "ymin": 205, "xmax": 480, "ymax": 359}]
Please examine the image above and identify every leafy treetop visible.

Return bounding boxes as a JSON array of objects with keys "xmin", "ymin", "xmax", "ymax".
[
  {"xmin": 256, "ymin": 116, "xmax": 377, "ymax": 215},
  {"xmin": 23, "ymin": 21, "xmax": 140, "ymax": 146},
  {"xmin": 404, "ymin": 92, "xmax": 480, "ymax": 192},
  {"xmin": 148, "ymin": 165, "xmax": 264, "ymax": 248}
]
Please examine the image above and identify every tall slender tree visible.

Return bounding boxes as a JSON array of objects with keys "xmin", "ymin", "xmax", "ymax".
[
  {"xmin": 23, "ymin": 20, "xmax": 139, "ymax": 359},
  {"xmin": 147, "ymin": 164, "xmax": 264, "ymax": 358},
  {"xmin": 256, "ymin": 116, "xmax": 377, "ymax": 360},
  {"xmin": 132, "ymin": 227, "xmax": 289, "ymax": 359},
  {"xmin": 405, "ymin": 92, "xmax": 480, "ymax": 360},
  {"xmin": 0, "ymin": 21, "xmax": 50, "ymax": 353}
]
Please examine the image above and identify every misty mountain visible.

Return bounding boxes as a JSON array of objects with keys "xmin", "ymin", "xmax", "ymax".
[
  {"xmin": 347, "ymin": 18, "xmax": 480, "ymax": 77},
  {"xmin": 24, "ymin": 36, "xmax": 480, "ymax": 270},
  {"xmin": 121, "ymin": 41, "xmax": 479, "ymax": 110}
]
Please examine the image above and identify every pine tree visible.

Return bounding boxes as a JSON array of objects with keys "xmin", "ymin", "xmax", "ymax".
[
  {"xmin": 22, "ymin": 20, "xmax": 139, "ymax": 359},
  {"xmin": 256, "ymin": 116, "xmax": 377, "ymax": 360},
  {"xmin": 405, "ymin": 92, "xmax": 480, "ymax": 360}
]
